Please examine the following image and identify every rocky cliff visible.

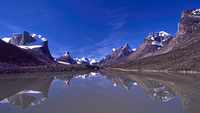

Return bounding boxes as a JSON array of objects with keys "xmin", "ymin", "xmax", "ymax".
[{"xmin": 153, "ymin": 8, "xmax": 200, "ymax": 56}]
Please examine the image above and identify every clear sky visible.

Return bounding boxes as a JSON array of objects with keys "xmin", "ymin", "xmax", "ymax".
[{"xmin": 0, "ymin": 0, "xmax": 199, "ymax": 60}]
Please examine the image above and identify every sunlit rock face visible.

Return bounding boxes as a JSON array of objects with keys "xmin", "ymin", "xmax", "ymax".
[
  {"xmin": 124, "ymin": 31, "xmax": 172, "ymax": 61},
  {"xmin": 9, "ymin": 31, "xmax": 36, "ymax": 46},
  {"xmin": 153, "ymin": 8, "xmax": 200, "ymax": 56}
]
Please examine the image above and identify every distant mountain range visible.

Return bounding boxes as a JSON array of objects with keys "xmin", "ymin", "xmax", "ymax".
[
  {"xmin": 1, "ymin": 8, "xmax": 200, "ymax": 72},
  {"xmin": 99, "ymin": 8, "xmax": 200, "ymax": 72},
  {"xmin": 56, "ymin": 51, "xmax": 99, "ymax": 65},
  {"xmin": 99, "ymin": 44, "xmax": 135, "ymax": 66}
]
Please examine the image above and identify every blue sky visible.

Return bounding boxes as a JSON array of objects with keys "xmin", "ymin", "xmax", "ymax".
[{"xmin": 0, "ymin": 0, "xmax": 199, "ymax": 60}]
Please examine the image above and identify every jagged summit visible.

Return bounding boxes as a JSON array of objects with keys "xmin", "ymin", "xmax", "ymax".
[
  {"xmin": 2, "ymin": 31, "xmax": 48, "ymax": 49},
  {"xmin": 145, "ymin": 31, "xmax": 172, "ymax": 46},
  {"xmin": 124, "ymin": 31, "xmax": 172, "ymax": 61},
  {"xmin": 57, "ymin": 51, "xmax": 76, "ymax": 64},
  {"xmin": 74, "ymin": 57, "xmax": 99, "ymax": 65},
  {"xmin": 122, "ymin": 43, "xmax": 133, "ymax": 53},
  {"xmin": 191, "ymin": 8, "xmax": 200, "ymax": 16},
  {"xmin": 63, "ymin": 51, "xmax": 70, "ymax": 56},
  {"xmin": 99, "ymin": 43, "xmax": 134, "ymax": 66},
  {"xmin": 1, "ymin": 31, "xmax": 55, "ymax": 66}
]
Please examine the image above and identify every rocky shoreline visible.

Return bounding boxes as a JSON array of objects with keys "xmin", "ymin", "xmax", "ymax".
[
  {"xmin": 0, "ymin": 64, "xmax": 100, "ymax": 75},
  {"xmin": 107, "ymin": 68, "xmax": 200, "ymax": 74}
]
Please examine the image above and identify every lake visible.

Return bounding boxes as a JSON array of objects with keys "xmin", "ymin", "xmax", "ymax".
[{"xmin": 0, "ymin": 70, "xmax": 199, "ymax": 113}]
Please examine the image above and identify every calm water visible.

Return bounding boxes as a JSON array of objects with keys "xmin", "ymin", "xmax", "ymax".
[{"xmin": 0, "ymin": 70, "xmax": 200, "ymax": 113}]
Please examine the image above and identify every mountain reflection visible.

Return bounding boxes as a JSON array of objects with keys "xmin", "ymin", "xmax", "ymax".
[
  {"xmin": 99, "ymin": 70, "xmax": 200, "ymax": 113},
  {"xmin": 0, "ymin": 70, "xmax": 200, "ymax": 113},
  {"xmin": 0, "ymin": 77, "xmax": 54, "ymax": 109},
  {"xmin": 99, "ymin": 70, "xmax": 175, "ymax": 102}
]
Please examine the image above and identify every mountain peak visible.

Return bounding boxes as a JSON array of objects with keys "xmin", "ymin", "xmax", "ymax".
[
  {"xmin": 191, "ymin": 8, "xmax": 200, "ymax": 16},
  {"xmin": 63, "ymin": 51, "xmax": 70, "ymax": 56},
  {"xmin": 112, "ymin": 48, "xmax": 117, "ymax": 52},
  {"xmin": 99, "ymin": 43, "xmax": 134, "ymax": 66},
  {"xmin": 145, "ymin": 31, "xmax": 172, "ymax": 46},
  {"xmin": 122, "ymin": 43, "xmax": 133, "ymax": 53}
]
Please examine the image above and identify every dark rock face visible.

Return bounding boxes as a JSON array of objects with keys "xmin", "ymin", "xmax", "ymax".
[
  {"xmin": 24, "ymin": 40, "xmax": 55, "ymax": 65},
  {"xmin": 153, "ymin": 8, "xmax": 200, "ymax": 56},
  {"xmin": 99, "ymin": 44, "xmax": 133, "ymax": 66},
  {"xmin": 7, "ymin": 94, "xmax": 36, "ymax": 109},
  {"xmin": 57, "ymin": 51, "xmax": 76, "ymax": 64},
  {"xmin": 7, "ymin": 31, "xmax": 55, "ymax": 65},
  {"xmin": 125, "ymin": 31, "xmax": 172, "ymax": 61},
  {"xmin": 9, "ymin": 31, "xmax": 36, "ymax": 46},
  {"xmin": 0, "ymin": 39, "xmax": 45, "ymax": 67}
]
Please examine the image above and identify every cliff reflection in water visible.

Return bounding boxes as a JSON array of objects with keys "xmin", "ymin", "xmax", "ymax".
[
  {"xmin": 0, "ymin": 70, "xmax": 200, "ymax": 113},
  {"xmin": 99, "ymin": 70, "xmax": 200, "ymax": 113},
  {"xmin": 0, "ymin": 77, "xmax": 54, "ymax": 109},
  {"xmin": 99, "ymin": 70, "xmax": 175, "ymax": 102}
]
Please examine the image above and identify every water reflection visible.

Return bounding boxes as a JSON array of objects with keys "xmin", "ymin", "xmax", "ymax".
[
  {"xmin": 0, "ymin": 70, "xmax": 200, "ymax": 113},
  {"xmin": 0, "ymin": 77, "xmax": 54, "ymax": 109},
  {"xmin": 99, "ymin": 70, "xmax": 175, "ymax": 102},
  {"xmin": 99, "ymin": 70, "xmax": 200, "ymax": 113}
]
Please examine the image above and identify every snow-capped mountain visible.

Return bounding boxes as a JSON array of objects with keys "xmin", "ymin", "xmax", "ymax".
[
  {"xmin": 99, "ymin": 44, "xmax": 134, "ymax": 66},
  {"xmin": 124, "ymin": 31, "xmax": 172, "ymax": 61},
  {"xmin": 3, "ymin": 31, "xmax": 47, "ymax": 49},
  {"xmin": 74, "ymin": 57, "xmax": 99, "ymax": 65},
  {"xmin": 56, "ymin": 51, "xmax": 99, "ymax": 65},
  {"xmin": 145, "ymin": 31, "xmax": 172, "ymax": 46},
  {"xmin": 0, "ymin": 39, "xmax": 45, "ymax": 67},
  {"xmin": 57, "ymin": 51, "xmax": 76, "ymax": 64},
  {"xmin": 1, "ymin": 31, "xmax": 55, "ymax": 65}
]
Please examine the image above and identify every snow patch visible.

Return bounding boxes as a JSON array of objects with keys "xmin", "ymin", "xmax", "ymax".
[
  {"xmin": 2, "ymin": 37, "xmax": 11, "ymax": 43},
  {"xmin": 57, "ymin": 61, "xmax": 71, "ymax": 65},
  {"xmin": 112, "ymin": 48, "xmax": 116, "ymax": 52},
  {"xmin": 18, "ymin": 45, "xmax": 42, "ymax": 49},
  {"xmin": 16, "ymin": 33, "xmax": 48, "ymax": 50},
  {"xmin": 17, "ymin": 90, "xmax": 42, "ymax": 94},
  {"xmin": 132, "ymin": 48, "xmax": 136, "ymax": 51},
  {"xmin": 192, "ymin": 8, "xmax": 200, "ymax": 15},
  {"xmin": 158, "ymin": 31, "xmax": 171, "ymax": 37},
  {"xmin": 133, "ymin": 82, "xmax": 137, "ymax": 85},
  {"xmin": 0, "ymin": 98, "xmax": 9, "ymax": 103},
  {"xmin": 152, "ymin": 41, "xmax": 163, "ymax": 46}
]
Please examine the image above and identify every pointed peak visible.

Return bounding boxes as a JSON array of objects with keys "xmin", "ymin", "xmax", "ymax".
[
  {"xmin": 122, "ymin": 43, "xmax": 133, "ymax": 53},
  {"xmin": 122, "ymin": 43, "xmax": 131, "ymax": 49},
  {"xmin": 63, "ymin": 51, "xmax": 70, "ymax": 56},
  {"xmin": 124, "ymin": 43, "xmax": 129, "ymax": 47},
  {"xmin": 23, "ymin": 31, "xmax": 30, "ymax": 34}
]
